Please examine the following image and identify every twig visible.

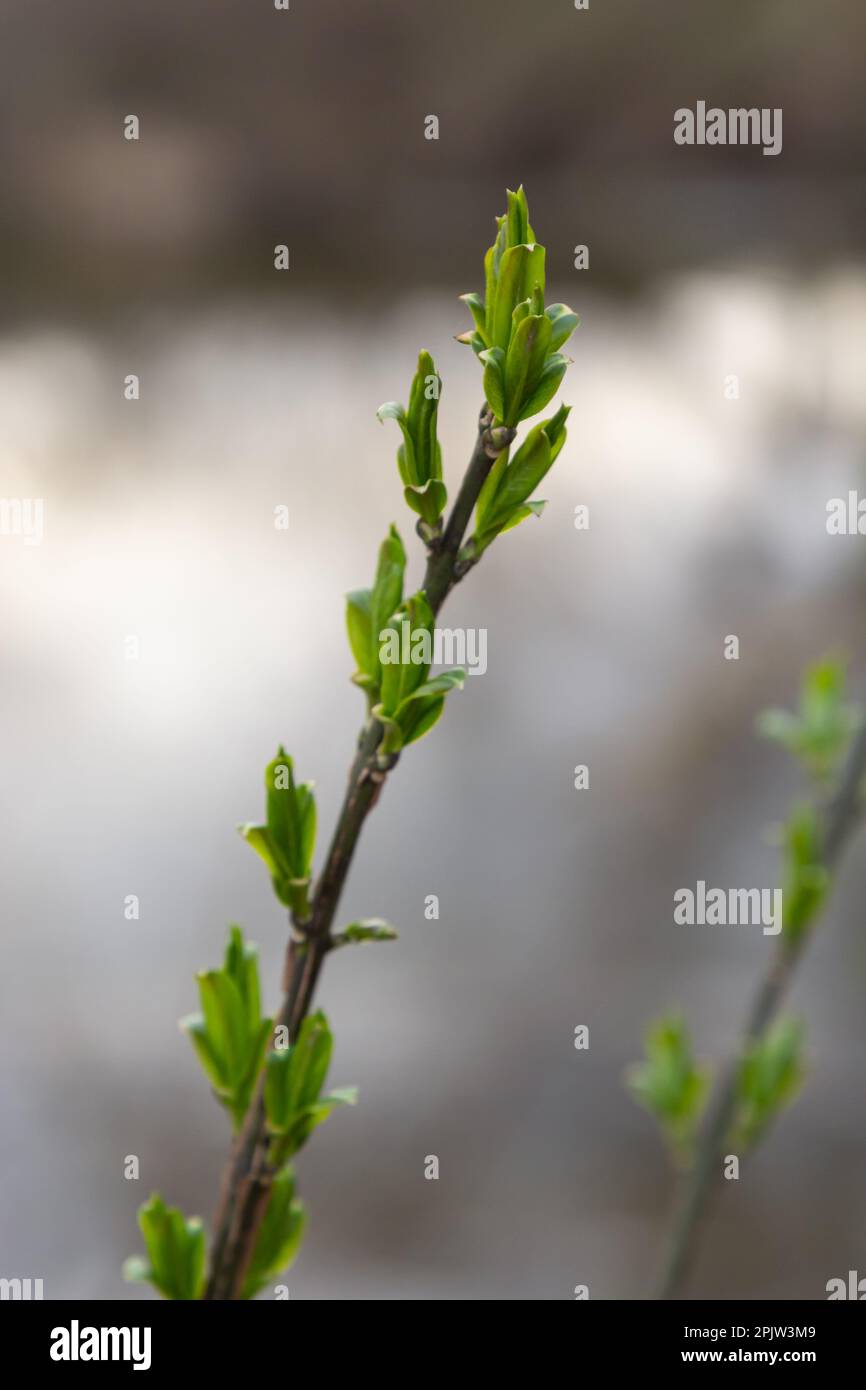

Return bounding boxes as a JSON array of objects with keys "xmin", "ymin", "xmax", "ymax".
[
  {"xmin": 655, "ymin": 719, "xmax": 866, "ymax": 1299},
  {"xmin": 204, "ymin": 406, "xmax": 508, "ymax": 1298}
]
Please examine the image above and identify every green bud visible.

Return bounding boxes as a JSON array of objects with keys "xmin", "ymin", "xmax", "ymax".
[
  {"xmin": 460, "ymin": 188, "xmax": 578, "ymax": 426},
  {"xmin": 546, "ymin": 303, "xmax": 580, "ymax": 352},
  {"xmin": 180, "ymin": 924, "xmax": 272, "ymax": 1130},
  {"xmin": 242, "ymin": 1166, "xmax": 307, "ymax": 1299},
  {"xmin": 124, "ymin": 1194, "xmax": 206, "ymax": 1301},
  {"xmin": 378, "ymin": 353, "xmax": 447, "ymax": 526},
  {"xmin": 778, "ymin": 803, "xmax": 830, "ymax": 945},
  {"xmin": 239, "ymin": 750, "xmax": 316, "ymax": 920},
  {"xmin": 502, "ymin": 312, "xmax": 552, "ymax": 427},
  {"xmin": 626, "ymin": 1014, "xmax": 711, "ymax": 1165},
  {"xmin": 758, "ymin": 656, "xmax": 861, "ymax": 782},
  {"xmin": 264, "ymin": 1011, "xmax": 357, "ymax": 1163},
  {"xmin": 731, "ymin": 1018, "xmax": 806, "ymax": 1152},
  {"xmin": 372, "ymin": 591, "xmax": 465, "ymax": 756},
  {"xmin": 346, "ymin": 525, "xmax": 407, "ymax": 702},
  {"xmin": 471, "ymin": 406, "xmax": 570, "ymax": 555},
  {"xmin": 332, "ymin": 917, "xmax": 399, "ymax": 947},
  {"xmin": 377, "ymin": 591, "xmax": 436, "ymax": 719}
]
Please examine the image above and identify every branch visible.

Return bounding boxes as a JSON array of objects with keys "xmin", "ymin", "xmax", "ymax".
[
  {"xmin": 204, "ymin": 405, "xmax": 509, "ymax": 1299},
  {"xmin": 655, "ymin": 719, "xmax": 866, "ymax": 1300}
]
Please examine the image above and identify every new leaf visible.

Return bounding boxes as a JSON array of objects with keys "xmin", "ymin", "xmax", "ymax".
[
  {"xmin": 239, "ymin": 749, "xmax": 317, "ymax": 919},
  {"xmin": 124, "ymin": 1194, "xmax": 206, "ymax": 1301}
]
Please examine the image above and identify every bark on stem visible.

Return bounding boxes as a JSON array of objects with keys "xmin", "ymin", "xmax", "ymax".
[{"xmin": 204, "ymin": 405, "xmax": 508, "ymax": 1299}]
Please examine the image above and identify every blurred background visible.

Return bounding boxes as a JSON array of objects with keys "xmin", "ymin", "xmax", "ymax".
[{"xmin": 2, "ymin": 0, "xmax": 865, "ymax": 1300}]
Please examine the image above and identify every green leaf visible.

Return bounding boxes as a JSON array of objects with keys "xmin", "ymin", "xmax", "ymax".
[
  {"xmin": 480, "ymin": 347, "xmax": 506, "ymax": 421},
  {"xmin": 758, "ymin": 656, "xmax": 861, "ymax": 781},
  {"xmin": 517, "ymin": 352, "xmax": 568, "ymax": 422},
  {"xmin": 183, "ymin": 926, "xmax": 271, "ymax": 1130},
  {"xmin": 731, "ymin": 1018, "xmax": 806, "ymax": 1152},
  {"xmin": 626, "ymin": 1015, "xmax": 711, "ymax": 1166},
  {"xmin": 242, "ymin": 1167, "xmax": 307, "ymax": 1299},
  {"xmin": 491, "ymin": 243, "xmax": 546, "ymax": 353},
  {"xmin": 333, "ymin": 917, "xmax": 399, "ymax": 946},
  {"xmin": 198, "ymin": 971, "xmax": 248, "ymax": 1092},
  {"xmin": 545, "ymin": 303, "xmax": 580, "ymax": 352},
  {"xmin": 347, "ymin": 528, "xmax": 406, "ymax": 699},
  {"xmin": 224, "ymin": 923, "xmax": 261, "ymax": 1037},
  {"xmin": 474, "ymin": 446, "xmax": 511, "ymax": 533},
  {"xmin": 283, "ymin": 1090, "xmax": 359, "ymax": 1154},
  {"xmin": 497, "ymin": 498, "xmax": 548, "ymax": 536},
  {"xmin": 377, "ymin": 401, "xmax": 415, "ymax": 485},
  {"xmin": 264, "ymin": 1012, "xmax": 334, "ymax": 1139},
  {"xmin": 377, "ymin": 694, "xmax": 445, "ymax": 755},
  {"xmin": 406, "ymin": 350, "xmax": 442, "ymax": 485},
  {"xmin": 506, "ymin": 184, "xmax": 530, "ymax": 248},
  {"xmin": 510, "ymin": 297, "xmax": 531, "ymax": 334},
  {"xmin": 238, "ymin": 822, "xmax": 281, "ymax": 877},
  {"xmin": 264, "ymin": 1013, "xmax": 356, "ymax": 1160},
  {"xmin": 298, "ymin": 790, "xmax": 316, "ymax": 879},
  {"xmin": 484, "ymin": 216, "xmax": 507, "ymax": 343},
  {"xmin": 240, "ymin": 824, "xmax": 305, "ymax": 914},
  {"xmin": 319, "ymin": 1086, "xmax": 359, "ymax": 1108},
  {"xmin": 460, "ymin": 329, "xmax": 487, "ymax": 356},
  {"xmin": 395, "ymin": 667, "xmax": 466, "ymax": 707},
  {"xmin": 264, "ymin": 1048, "xmax": 294, "ymax": 1134},
  {"xmin": 369, "ymin": 525, "xmax": 407, "ymax": 684},
  {"xmin": 395, "ymin": 696, "xmax": 446, "ymax": 749},
  {"xmin": 127, "ymin": 1194, "xmax": 206, "ymax": 1301},
  {"xmin": 238, "ymin": 1017, "xmax": 273, "ymax": 1121},
  {"xmin": 779, "ymin": 803, "xmax": 830, "ymax": 944},
  {"xmin": 379, "ymin": 356, "xmax": 443, "ymax": 524},
  {"xmin": 470, "ymin": 407, "xmax": 568, "ymax": 554},
  {"xmin": 404, "ymin": 478, "xmax": 447, "ymax": 526},
  {"xmin": 460, "ymin": 292, "xmax": 488, "ymax": 346},
  {"xmin": 542, "ymin": 403, "xmax": 571, "ymax": 461},
  {"xmin": 239, "ymin": 751, "xmax": 316, "ymax": 916},
  {"xmin": 287, "ymin": 1011, "xmax": 334, "ymax": 1114},
  {"xmin": 378, "ymin": 590, "xmax": 435, "ymax": 718},
  {"xmin": 179, "ymin": 1014, "xmax": 224, "ymax": 1091},
  {"xmin": 346, "ymin": 588, "xmax": 373, "ymax": 679},
  {"xmin": 503, "ymin": 313, "xmax": 552, "ymax": 427},
  {"xmin": 482, "ymin": 423, "xmax": 552, "ymax": 533},
  {"xmin": 265, "ymin": 750, "xmax": 315, "ymax": 882},
  {"xmin": 376, "ymin": 667, "xmax": 465, "ymax": 756},
  {"xmin": 191, "ymin": 967, "xmax": 229, "ymax": 1077}
]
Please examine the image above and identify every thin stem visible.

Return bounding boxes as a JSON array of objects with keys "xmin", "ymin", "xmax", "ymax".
[
  {"xmin": 655, "ymin": 720, "xmax": 866, "ymax": 1300},
  {"xmin": 204, "ymin": 405, "xmax": 506, "ymax": 1299},
  {"xmin": 422, "ymin": 404, "xmax": 508, "ymax": 613}
]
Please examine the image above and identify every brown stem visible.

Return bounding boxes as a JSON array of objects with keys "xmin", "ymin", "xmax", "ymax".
[
  {"xmin": 204, "ymin": 406, "xmax": 507, "ymax": 1298},
  {"xmin": 421, "ymin": 404, "xmax": 513, "ymax": 612},
  {"xmin": 655, "ymin": 719, "xmax": 866, "ymax": 1299}
]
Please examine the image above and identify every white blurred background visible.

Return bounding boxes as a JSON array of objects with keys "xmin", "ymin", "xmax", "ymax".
[{"xmin": 3, "ymin": 275, "xmax": 866, "ymax": 1298}]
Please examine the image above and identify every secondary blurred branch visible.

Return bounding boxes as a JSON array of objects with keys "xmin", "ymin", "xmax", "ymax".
[{"xmin": 655, "ymin": 713, "xmax": 866, "ymax": 1300}]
